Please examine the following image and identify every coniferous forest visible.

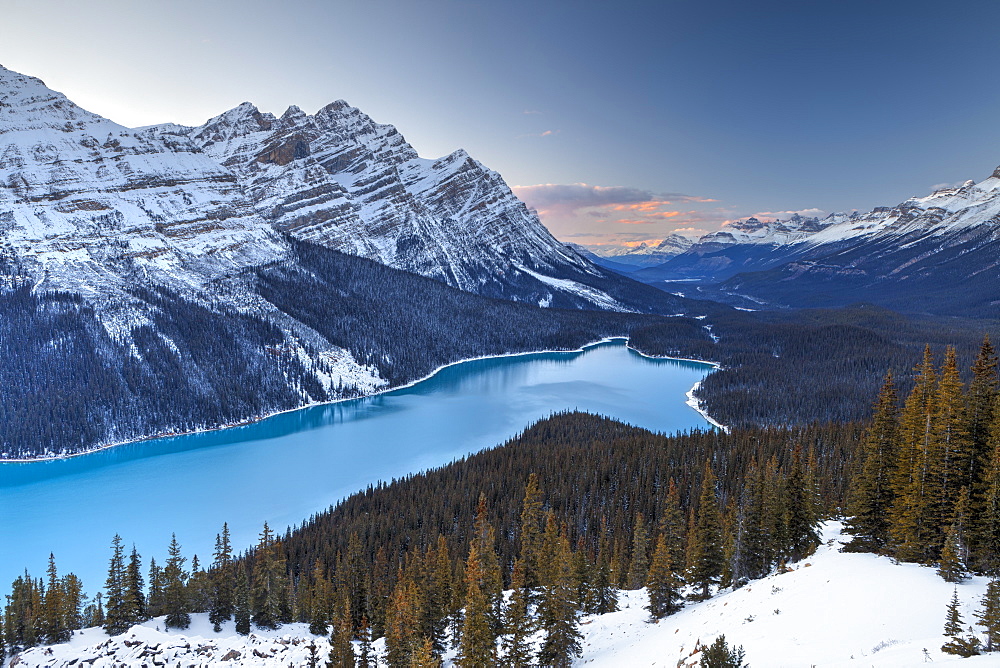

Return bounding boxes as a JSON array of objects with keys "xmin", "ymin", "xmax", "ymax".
[{"xmin": 6, "ymin": 335, "xmax": 1000, "ymax": 663}]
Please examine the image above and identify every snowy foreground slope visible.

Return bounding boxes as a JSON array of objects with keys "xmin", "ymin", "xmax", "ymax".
[{"xmin": 12, "ymin": 522, "xmax": 996, "ymax": 667}]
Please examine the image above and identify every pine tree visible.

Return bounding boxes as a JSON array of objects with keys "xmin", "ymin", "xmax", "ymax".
[
  {"xmin": 537, "ymin": 514, "xmax": 582, "ymax": 668},
  {"xmin": 936, "ymin": 346, "xmax": 971, "ymax": 523},
  {"xmin": 626, "ymin": 512, "xmax": 649, "ymax": 589},
  {"xmin": 500, "ymin": 559, "xmax": 535, "ymax": 667},
  {"xmin": 163, "ymin": 533, "xmax": 190, "ymax": 630},
  {"xmin": 977, "ymin": 578, "xmax": 1000, "ymax": 653},
  {"xmin": 309, "ymin": 559, "xmax": 333, "ymax": 636},
  {"xmin": 103, "ymin": 534, "xmax": 129, "ymax": 635},
  {"xmin": 587, "ymin": 516, "xmax": 618, "ymax": 615},
  {"xmin": 385, "ymin": 572, "xmax": 422, "ymax": 667},
  {"xmin": 457, "ymin": 537, "xmax": 496, "ymax": 667},
  {"xmin": 209, "ymin": 523, "xmax": 234, "ymax": 632},
  {"xmin": 890, "ymin": 346, "xmax": 939, "ymax": 563},
  {"xmin": 234, "ymin": 564, "xmax": 252, "ymax": 635},
  {"xmin": 61, "ymin": 573, "xmax": 85, "ymax": 633},
  {"xmin": 978, "ymin": 411, "xmax": 1000, "ymax": 574},
  {"xmin": 42, "ymin": 553, "xmax": 69, "ymax": 644},
  {"xmin": 646, "ymin": 533, "xmax": 683, "ymax": 619},
  {"xmin": 357, "ymin": 615, "xmax": 375, "ymax": 668},
  {"xmin": 251, "ymin": 522, "xmax": 287, "ymax": 629},
  {"xmin": 327, "ymin": 596, "xmax": 355, "ymax": 667},
  {"xmin": 658, "ymin": 478, "xmax": 687, "ymax": 579},
  {"xmin": 967, "ymin": 336, "xmax": 998, "ymax": 488},
  {"xmin": 846, "ymin": 371, "xmax": 899, "ymax": 552},
  {"xmin": 147, "ymin": 557, "xmax": 165, "ymax": 618},
  {"xmin": 411, "ymin": 636, "xmax": 441, "ymax": 667},
  {"xmin": 688, "ymin": 461, "xmax": 725, "ymax": 600},
  {"xmin": 423, "ymin": 535, "xmax": 453, "ymax": 655},
  {"xmin": 938, "ymin": 521, "xmax": 969, "ymax": 583},
  {"xmin": 124, "ymin": 547, "xmax": 146, "ymax": 626},
  {"xmin": 518, "ymin": 473, "xmax": 545, "ymax": 598},
  {"xmin": 785, "ymin": 443, "xmax": 821, "ymax": 562},
  {"xmin": 942, "ymin": 587, "xmax": 981, "ymax": 657},
  {"xmin": 701, "ymin": 635, "xmax": 748, "ymax": 667}
]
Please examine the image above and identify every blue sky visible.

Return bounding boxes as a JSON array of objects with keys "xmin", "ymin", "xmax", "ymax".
[{"xmin": 3, "ymin": 0, "xmax": 1000, "ymax": 246}]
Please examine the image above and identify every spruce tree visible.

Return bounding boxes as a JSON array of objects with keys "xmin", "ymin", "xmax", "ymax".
[
  {"xmin": 967, "ymin": 336, "xmax": 998, "ymax": 488},
  {"xmin": 251, "ymin": 522, "xmax": 288, "ymax": 629},
  {"xmin": 327, "ymin": 596, "xmax": 355, "ymax": 667},
  {"xmin": 785, "ymin": 443, "xmax": 820, "ymax": 562},
  {"xmin": 61, "ymin": 573, "xmax": 84, "ymax": 633},
  {"xmin": 846, "ymin": 371, "xmax": 899, "ymax": 552},
  {"xmin": 587, "ymin": 516, "xmax": 618, "ymax": 615},
  {"xmin": 646, "ymin": 534, "xmax": 682, "ymax": 619},
  {"xmin": 977, "ymin": 578, "xmax": 1000, "ymax": 653},
  {"xmin": 385, "ymin": 573, "xmax": 422, "ymax": 667},
  {"xmin": 163, "ymin": 533, "xmax": 190, "ymax": 630},
  {"xmin": 457, "ymin": 535, "xmax": 497, "ymax": 667},
  {"xmin": 537, "ymin": 514, "xmax": 582, "ymax": 668},
  {"xmin": 626, "ymin": 512, "xmax": 649, "ymax": 590},
  {"xmin": 500, "ymin": 559, "xmax": 535, "ymax": 667},
  {"xmin": 124, "ymin": 547, "xmax": 146, "ymax": 626},
  {"xmin": 234, "ymin": 564, "xmax": 252, "ymax": 635},
  {"xmin": 518, "ymin": 473, "xmax": 545, "ymax": 598},
  {"xmin": 979, "ymin": 413, "xmax": 1000, "ymax": 574},
  {"xmin": 146, "ymin": 557, "xmax": 165, "ymax": 618},
  {"xmin": 210, "ymin": 523, "xmax": 234, "ymax": 632},
  {"xmin": 701, "ymin": 635, "xmax": 748, "ymax": 667},
  {"xmin": 942, "ymin": 587, "xmax": 981, "ymax": 656},
  {"xmin": 309, "ymin": 559, "xmax": 333, "ymax": 636},
  {"xmin": 103, "ymin": 534, "xmax": 129, "ymax": 635},
  {"xmin": 42, "ymin": 553, "xmax": 69, "ymax": 644},
  {"xmin": 357, "ymin": 615, "xmax": 375, "ymax": 668},
  {"xmin": 891, "ymin": 346, "xmax": 940, "ymax": 563},
  {"xmin": 412, "ymin": 636, "xmax": 441, "ymax": 667},
  {"xmin": 423, "ymin": 535, "xmax": 453, "ymax": 655},
  {"xmin": 688, "ymin": 461, "xmax": 725, "ymax": 600}
]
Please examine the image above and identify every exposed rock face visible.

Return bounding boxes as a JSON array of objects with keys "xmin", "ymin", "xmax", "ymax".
[
  {"xmin": 0, "ymin": 66, "xmax": 287, "ymax": 307},
  {"xmin": 163, "ymin": 99, "xmax": 606, "ymax": 303}
]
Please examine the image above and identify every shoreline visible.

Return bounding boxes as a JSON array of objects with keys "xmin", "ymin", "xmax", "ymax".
[
  {"xmin": 3, "ymin": 336, "xmax": 723, "ymax": 464},
  {"xmin": 623, "ymin": 342, "xmax": 729, "ymax": 432}
]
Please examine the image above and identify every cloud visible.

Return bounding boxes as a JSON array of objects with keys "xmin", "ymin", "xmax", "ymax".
[
  {"xmin": 517, "ymin": 129, "xmax": 558, "ymax": 138},
  {"xmin": 512, "ymin": 183, "xmax": 709, "ymax": 216},
  {"xmin": 523, "ymin": 110, "xmax": 542, "ymax": 115}
]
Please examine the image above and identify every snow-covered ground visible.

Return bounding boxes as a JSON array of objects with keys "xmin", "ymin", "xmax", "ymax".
[{"xmin": 10, "ymin": 522, "xmax": 997, "ymax": 667}]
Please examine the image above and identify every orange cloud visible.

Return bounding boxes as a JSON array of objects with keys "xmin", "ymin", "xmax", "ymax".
[{"xmin": 616, "ymin": 218, "xmax": 657, "ymax": 225}]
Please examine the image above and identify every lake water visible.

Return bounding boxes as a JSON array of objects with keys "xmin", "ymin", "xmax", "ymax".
[{"xmin": 0, "ymin": 340, "xmax": 713, "ymax": 591}]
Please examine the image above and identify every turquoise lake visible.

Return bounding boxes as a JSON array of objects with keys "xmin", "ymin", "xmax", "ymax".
[{"xmin": 0, "ymin": 340, "xmax": 713, "ymax": 591}]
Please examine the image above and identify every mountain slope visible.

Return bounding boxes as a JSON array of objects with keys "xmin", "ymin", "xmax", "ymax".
[
  {"xmin": 150, "ymin": 100, "xmax": 660, "ymax": 312},
  {"xmin": 11, "ymin": 522, "xmax": 996, "ymax": 667},
  {"xmin": 634, "ymin": 174, "xmax": 1000, "ymax": 316}
]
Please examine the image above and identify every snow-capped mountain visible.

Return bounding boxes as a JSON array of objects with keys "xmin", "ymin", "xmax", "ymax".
[
  {"xmin": 0, "ymin": 64, "xmax": 692, "ymax": 458},
  {"xmin": 0, "ymin": 66, "xmax": 287, "ymax": 307},
  {"xmin": 596, "ymin": 233, "xmax": 696, "ymax": 267},
  {"xmin": 633, "ymin": 174, "xmax": 1000, "ymax": 315},
  {"xmin": 143, "ymin": 99, "xmax": 648, "ymax": 310}
]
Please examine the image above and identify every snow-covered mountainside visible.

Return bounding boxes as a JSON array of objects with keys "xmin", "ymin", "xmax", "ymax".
[
  {"xmin": 0, "ymin": 66, "xmax": 287, "ymax": 310},
  {"xmin": 0, "ymin": 64, "xmax": 693, "ymax": 458},
  {"xmin": 634, "ymin": 174, "xmax": 1000, "ymax": 315},
  {"xmin": 13, "ymin": 522, "xmax": 997, "ymax": 667},
  {"xmin": 143, "ymin": 99, "xmax": 647, "ymax": 311}
]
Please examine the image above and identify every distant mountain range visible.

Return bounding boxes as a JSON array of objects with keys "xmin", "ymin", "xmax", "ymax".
[{"xmin": 617, "ymin": 178, "xmax": 1000, "ymax": 316}]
